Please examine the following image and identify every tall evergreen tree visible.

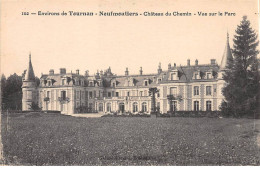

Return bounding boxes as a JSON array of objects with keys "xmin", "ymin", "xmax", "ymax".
[{"xmin": 221, "ymin": 16, "xmax": 259, "ymax": 117}]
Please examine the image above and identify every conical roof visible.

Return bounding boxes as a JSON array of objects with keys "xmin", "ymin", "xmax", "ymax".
[
  {"xmin": 220, "ymin": 33, "xmax": 233, "ymax": 70},
  {"xmin": 24, "ymin": 53, "xmax": 35, "ymax": 81}
]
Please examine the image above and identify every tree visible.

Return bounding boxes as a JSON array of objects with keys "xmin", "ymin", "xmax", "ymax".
[
  {"xmin": 149, "ymin": 87, "xmax": 159, "ymax": 114},
  {"xmin": 3, "ymin": 73, "xmax": 23, "ymax": 110},
  {"xmin": 221, "ymin": 16, "xmax": 259, "ymax": 117},
  {"xmin": 167, "ymin": 94, "xmax": 183, "ymax": 112}
]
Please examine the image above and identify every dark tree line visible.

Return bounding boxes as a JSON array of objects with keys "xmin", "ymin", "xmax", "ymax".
[
  {"xmin": 1, "ymin": 72, "xmax": 40, "ymax": 111},
  {"xmin": 221, "ymin": 16, "xmax": 259, "ymax": 117}
]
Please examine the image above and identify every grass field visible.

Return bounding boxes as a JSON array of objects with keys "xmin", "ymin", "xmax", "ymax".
[{"xmin": 1, "ymin": 113, "xmax": 260, "ymax": 165}]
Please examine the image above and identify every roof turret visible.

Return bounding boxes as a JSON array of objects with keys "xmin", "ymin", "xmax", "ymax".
[
  {"xmin": 220, "ymin": 33, "xmax": 233, "ymax": 70},
  {"xmin": 24, "ymin": 53, "xmax": 35, "ymax": 81}
]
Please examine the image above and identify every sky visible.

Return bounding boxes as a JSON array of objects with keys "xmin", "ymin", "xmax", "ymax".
[{"xmin": 1, "ymin": 0, "xmax": 259, "ymax": 77}]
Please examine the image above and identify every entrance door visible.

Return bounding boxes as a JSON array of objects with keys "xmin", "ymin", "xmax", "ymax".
[{"xmin": 119, "ymin": 103, "xmax": 125, "ymax": 112}]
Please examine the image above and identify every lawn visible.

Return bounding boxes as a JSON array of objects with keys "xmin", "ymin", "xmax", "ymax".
[{"xmin": 1, "ymin": 113, "xmax": 260, "ymax": 165}]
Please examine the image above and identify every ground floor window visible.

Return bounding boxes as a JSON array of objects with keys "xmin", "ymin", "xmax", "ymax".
[
  {"xmin": 89, "ymin": 103, "xmax": 93, "ymax": 112},
  {"xmin": 119, "ymin": 103, "xmax": 125, "ymax": 112},
  {"xmin": 142, "ymin": 102, "xmax": 147, "ymax": 112},
  {"xmin": 107, "ymin": 103, "xmax": 111, "ymax": 112},
  {"xmin": 157, "ymin": 102, "xmax": 160, "ymax": 112},
  {"xmin": 206, "ymin": 101, "xmax": 212, "ymax": 111},
  {"xmin": 194, "ymin": 101, "xmax": 199, "ymax": 111},
  {"xmin": 98, "ymin": 103, "xmax": 103, "ymax": 112},
  {"xmin": 133, "ymin": 102, "xmax": 138, "ymax": 112},
  {"xmin": 170, "ymin": 101, "xmax": 177, "ymax": 111}
]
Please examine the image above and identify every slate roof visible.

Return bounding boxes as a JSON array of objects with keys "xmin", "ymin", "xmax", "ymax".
[
  {"xmin": 24, "ymin": 54, "xmax": 35, "ymax": 81},
  {"xmin": 220, "ymin": 33, "xmax": 233, "ymax": 70},
  {"xmin": 39, "ymin": 63, "xmax": 219, "ymax": 88}
]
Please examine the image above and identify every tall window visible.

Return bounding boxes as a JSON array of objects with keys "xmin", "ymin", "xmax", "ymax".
[
  {"xmin": 142, "ymin": 102, "xmax": 147, "ymax": 112},
  {"xmin": 127, "ymin": 91, "xmax": 130, "ymax": 96},
  {"xmin": 194, "ymin": 101, "xmax": 199, "ymax": 111},
  {"xmin": 139, "ymin": 91, "xmax": 143, "ymax": 96},
  {"xmin": 94, "ymin": 91, "xmax": 96, "ymax": 98},
  {"xmin": 108, "ymin": 92, "xmax": 111, "ymax": 97},
  {"xmin": 48, "ymin": 81, "xmax": 51, "ymax": 86},
  {"xmin": 107, "ymin": 103, "xmax": 111, "ymax": 112},
  {"xmin": 47, "ymin": 91, "xmax": 50, "ymax": 98},
  {"xmin": 157, "ymin": 102, "xmax": 160, "ymax": 112},
  {"xmin": 116, "ymin": 92, "xmax": 119, "ymax": 97},
  {"xmin": 85, "ymin": 91, "xmax": 88, "ymax": 99},
  {"xmin": 77, "ymin": 91, "xmax": 80, "ymax": 99},
  {"xmin": 61, "ymin": 91, "xmax": 66, "ymax": 100},
  {"xmin": 98, "ymin": 103, "xmax": 103, "ymax": 112},
  {"xmin": 119, "ymin": 103, "xmax": 125, "ymax": 112},
  {"xmin": 206, "ymin": 101, "xmax": 212, "ymax": 111},
  {"xmin": 170, "ymin": 87, "xmax": 177, "ymax": 96},
  {"xmin": 194, "ymin": 86, "xmax": 199, "ymax": 96},
  {"xmin": 171, "ymin": 101, "xmax": 177, "ymax": 111},
  {"xmin": 89, "ymin": 91, "xmax": 93, "ymax": 99},
  {"xmin": 133, "ymin": 102, "xmax": 138, "ymax": 112},
  {"xmin": 62, "ymin": 79, "xmax": 66, "ymax": 85},
  {"xmin": 89, "ymin": 103, "xmax": 93, "ymax": 112},
  {"xmin": 206, "ymin": 86, "xmax": 212, "ymax": 95}
]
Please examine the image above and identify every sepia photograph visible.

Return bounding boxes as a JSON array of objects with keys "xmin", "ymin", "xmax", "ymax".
[{"xmin": 0, "ymin": 0, "xmax": 259, "ymax": 166}]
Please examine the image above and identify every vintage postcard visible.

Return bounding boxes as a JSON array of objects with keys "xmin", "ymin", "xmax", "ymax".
[{"xmin": 0, "ymin": 0, "xmax": 259, "ymax": 166}]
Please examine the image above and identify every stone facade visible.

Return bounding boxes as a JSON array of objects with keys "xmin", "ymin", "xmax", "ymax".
[{"xmin": 22, "ymin": 35, "xmax": 233, "ymax": 115}]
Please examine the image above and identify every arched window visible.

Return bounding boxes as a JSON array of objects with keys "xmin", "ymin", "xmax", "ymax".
[
  {"xmin": 98, "ymin": 103, "xmax": 103, "ymax": 112},
  {"xmin": 133, "ymin": 102, "xmax": 138, "ymax": 112},
  {"xmin": 107, "ymin": 103, "xmax": 111, "ymax": 112},
  {"xmin": 119, "ymin": 103, "xmax": 125, "ymax": 112},
  {"xmin": 206, "ymin": 101, "xmax": 212, "ymax": 111},
  {"xmin": 142, "ymin": 102, "xmax": 147, "ymax": 112}
]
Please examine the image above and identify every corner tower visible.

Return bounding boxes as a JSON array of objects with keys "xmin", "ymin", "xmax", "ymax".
[
  {"xmin": 22, "ymin": 53, "xmax": 37, "ymax": 111},
  {"xmin": 220, "ymin": 33, "xmax": 233, "ymax": 71},
  {"xmin": 217, "ymin": 33, "xmax": 233, "ymax": 109}
]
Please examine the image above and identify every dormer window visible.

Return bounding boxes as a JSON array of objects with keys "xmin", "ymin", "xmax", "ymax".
[
  {"xmin": 81, "ymin": 80, "xmax": 84, "ymax": 86},
  {"xmin": 193, "ymin": 71, "xmax": 201, "ymax": 80},
  {"xmin": 48, "ymin": 81, "xmax": 51, "ymax": 86},
  {"xmin": 89, "ymin": 81, "xmax": 94, "ymax": 87},
  {"xmin": 206, "ymin": 73, "xmax": 211, "ymax": 79},
  {"xmin": 170, "ymin": 72, "xmax": 178, "ymax": 80},
  {"xmin": 62, "ymin": 79, "xmax": 66, "ymax": 85},
  {"xmin": 144, "ymin": 80, "xmax": 148, "ymax": 86}
]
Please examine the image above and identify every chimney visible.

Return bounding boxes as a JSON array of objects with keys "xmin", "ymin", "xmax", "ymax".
[
  {"xmin": 49, "ymin": 69, "xmax": 54, "ymax": 75},
  {"xmin": 76, "ymin": 69, "xmax": 79, "ymax": 75},
  {"xmin": 210, "ymin": 59, "xmax": 216, "ymax": 65},
  {"xmin": 168, "ymin": 63, "xmax": 171, "ymax": 70},
  {"xmin": 60, "ymin": 68, "xmax": 66, "ymax": 74},
  {"xmin": 140, "ymin": 67, "xmax": 143, "ymax": 75},
  {"xmin": 125, "ymin": 67, "xmax": 129, "ymax": 76},
  {"xmin": 174, "ymin": 63, "xmax": 176, "ymax": 68},
  {"xmin": 85, "ymin": 70, "xmax": 89, "ymax": 76},
  {"xmin": 157, "ymin": 62, "xmax": 162, "ymax": 74},
  {"xmin": 195, "ymin": 59, "xmax": 198, "ymax": 66},
  {"xmin": 187, "ymin": 59, "xmax": 190, "ymax": 66}
]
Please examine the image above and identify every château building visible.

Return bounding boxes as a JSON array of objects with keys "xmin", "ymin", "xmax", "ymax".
[{"xmin": 22, "ymin": 34, "xmax": 233, "ymax": 115}]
